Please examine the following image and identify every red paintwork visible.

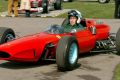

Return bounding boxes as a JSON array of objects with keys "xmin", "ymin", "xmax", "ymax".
[
  {"xmin": 0, "ymin": 19, "xmax": 110, "ymax": 62},
  {"xmin": 30, "ymin": 0, "xmax": 42, "ymax": 7},
  {"xmin": 18, "ymin": 0, "xmax": 51, "ymax": 12}
]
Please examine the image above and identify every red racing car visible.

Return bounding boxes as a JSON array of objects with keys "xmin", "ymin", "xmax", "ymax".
[{"xmin": 0, "ymin": 18, "xmax": 120, "ymax": 71}]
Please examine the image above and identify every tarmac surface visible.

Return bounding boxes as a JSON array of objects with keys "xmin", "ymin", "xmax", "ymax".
[
  {"xmin": 0, "ymin": 9, "xmax": 71, "ymax": 18},
  {"xmin": 0, "ymin": 18, "xmax": 120, "ymax": 80}
]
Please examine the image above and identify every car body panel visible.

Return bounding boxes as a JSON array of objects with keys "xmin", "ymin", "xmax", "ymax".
[
  {"xmin": 0, "ymin": 33, "xmax": 60, "ymax": 62},
  {"xmin": 95, "ymin": 24, "xmax": 110, "ymax": 40},
  {"xmin": 75, "ymin": 29, "xmax": 96, "ymax": 53}
]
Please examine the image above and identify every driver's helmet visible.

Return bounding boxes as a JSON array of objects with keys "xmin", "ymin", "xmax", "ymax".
[{"xmin": 68, "ymin": 10, "xmax": 82, "ymax": 23}]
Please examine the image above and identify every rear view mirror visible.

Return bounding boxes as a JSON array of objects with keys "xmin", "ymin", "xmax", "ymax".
[{"xmin": 90, "ymin": 26, "xmax": 96, "ymax": 35}]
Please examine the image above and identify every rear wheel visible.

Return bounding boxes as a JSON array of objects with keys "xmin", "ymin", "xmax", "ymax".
[
  {"xmin": 42, "ymin": 0, "xmax": 48, "ymax": 13},
  {"xmin": 0, "ymin": 27, "xmax": 15, "ymax": 44},
  {"xmin": 116, "ymin": 28, "xmax": 120, "ymax": 55},
  {"xmin": 56, "ymin": 36, "xmax": 79, "ymax": 71},
  {"xmin": 54, "ymin": 0, "xmax": 62, "ymax": 10}
]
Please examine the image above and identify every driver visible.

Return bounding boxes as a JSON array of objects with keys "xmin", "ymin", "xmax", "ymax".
[{"xmin": 64, "ymin": 10, "xmax": 84, "ymax": 32}]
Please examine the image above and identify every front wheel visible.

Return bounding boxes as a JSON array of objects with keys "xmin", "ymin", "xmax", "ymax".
[
  {"xmin": 98, "ymin": 0, "xmax": 110, "ymax": 3},
  {"xmin": 56, "ymin": 36, "xmax": 79, "ymax": 71},
  {"xmin": 54, "ymin": 0, "xmax": 62, "ymax": 10},
  {"xmin": 0, "ymin": 27, "xmax": 15, "ymax": 44}
]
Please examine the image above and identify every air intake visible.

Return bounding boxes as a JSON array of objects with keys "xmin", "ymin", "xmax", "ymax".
[{"xmin": 0, "ymin": 51, "xmax": 10, "ymax": 58}]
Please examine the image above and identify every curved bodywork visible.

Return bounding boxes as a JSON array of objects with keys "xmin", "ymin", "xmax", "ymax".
[
  {"xmin": 0, "ymin": 33, "xmax": 60, "ymax": 62},
  {"xmin": 0, "ymin": 19, "xmax": 110, "ymax": 62}
]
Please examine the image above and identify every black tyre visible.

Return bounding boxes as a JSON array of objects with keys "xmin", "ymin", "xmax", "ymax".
[
  {"xmin": 68, "ymin": 0, "xmax": 73, "ymax": 2},
  {"xmin": 0, "ymin": 27, "xmax": 15, "ymax": 44},
  {"xmin": 56, "ymin": 36, "xmax": 79, "ymax": 71},
  {"xmin": 98, "ymin": 0, "xmax": 110, "ymax": 3},
  {"xmin": 42, "ymin": 0, "xmax": 48, "ymax": 13},
  {"xmin": 54, "ymin": 0, "xmax": 62, "ymax": 10},
  {"xmin": 116, "ymin": 28, "xmax": 120, "ymax": 55}
]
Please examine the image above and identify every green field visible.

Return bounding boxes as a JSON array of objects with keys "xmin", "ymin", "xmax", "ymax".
[
  {"xmin": 57, "ymin": 1, "xmax": 115, "ymax": 19},
  {"xmin": 0, "ymin": 0, "xmax": 8, "ymax": 12},
  {"xmin": 113, "ymin": 64, "xmax": 120, "ymax": 80}
]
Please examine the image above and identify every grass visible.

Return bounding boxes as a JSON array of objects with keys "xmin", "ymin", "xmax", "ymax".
[
  {"xmin": 0, "ymin": 0, "xmax": 115, "ymax": 18},
  {"xmin": 0, "ymin": 0, "xmax": 8, "ymax": 12},
  {"xmin": 113, "ymin": 63, "xmax": 120, "ymax": 80},
  {"xmin": 57, "ymin": 1, "xmax": 115, "ymax": 19}
]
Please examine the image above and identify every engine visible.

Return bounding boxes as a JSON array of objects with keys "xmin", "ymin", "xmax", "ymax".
[{"xmin": 92, "ymin": 33, "xmax": 116, "ymax": 53}]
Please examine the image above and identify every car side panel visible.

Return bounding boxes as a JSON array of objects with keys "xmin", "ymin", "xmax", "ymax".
[
  {"xmin": 95, "ymin": 24, "xmax": 110, "ymax": 40},
  {"xmin": 0, "ymin": 33, "xmax": 58, "ymax": 62},
  {"xmin": 75, "ymin": 29, "xmax": 96, "ymax": 53}
]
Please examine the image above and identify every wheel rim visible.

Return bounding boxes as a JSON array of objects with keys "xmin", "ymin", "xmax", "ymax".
[
  {"xmin": 69, "ymin": 42, "xmax": 78, "ymax": 64},
  {"xmin": 5, "ymin": 34, "xmax": 15, "ymax": 42},
  {"xmin": 63, "ymin": 0, "xmax": 69, "ymax": 1},
  {"xmin": 99, "ymin": 0, "xmax": 106, "ymax": 3}
]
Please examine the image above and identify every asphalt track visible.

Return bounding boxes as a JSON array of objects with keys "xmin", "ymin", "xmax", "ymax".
[{"xmin": 0, "ymin": 18, "xmax": 120, "ymax": 80}]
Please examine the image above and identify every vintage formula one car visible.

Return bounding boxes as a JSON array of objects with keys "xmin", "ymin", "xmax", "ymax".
[
  {"xmin": 63, "ymin": 0, "xmax": 73, "ymax": 2},
  {"xmin": 63, "ymin": 0, "xmax": 110, "ymax": 3},
  {"xmin": 0, "ymin": 18, "xmax": 120, "ymax": 71},
  {"xmin": 83, "ymin": 0, "xmax": 110, "ymax": 3},
  {"xmin": 18, "ymin": 0, "xmax": 62, "ymax": 17}
]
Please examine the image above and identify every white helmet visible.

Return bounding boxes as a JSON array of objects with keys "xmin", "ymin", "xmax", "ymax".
[{"xmin": 68, "ymin": 10, "xmax": 82, "ymax": 23}]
